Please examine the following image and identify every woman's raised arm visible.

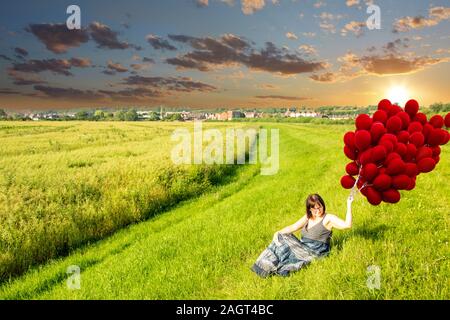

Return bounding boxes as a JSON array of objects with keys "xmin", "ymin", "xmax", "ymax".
[{"xmin": 328, "ymin": 196, "xmax": 353, "ymax": 230}]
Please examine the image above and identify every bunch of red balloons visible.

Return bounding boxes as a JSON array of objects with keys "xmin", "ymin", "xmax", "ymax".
[{"xmin": 341, "ymin": 99, "xmax": 450, "ymax": 205}]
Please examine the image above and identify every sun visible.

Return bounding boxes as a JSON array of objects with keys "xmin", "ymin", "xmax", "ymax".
[{"xmin": 387, "ymin": 86, "xmax": 410, "ymax": 107}]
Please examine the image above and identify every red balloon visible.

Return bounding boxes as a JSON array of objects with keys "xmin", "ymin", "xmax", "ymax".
[
  {"xmin": 380, "ymin": 133, "xmax": 398, "ymax": 145},
  {"xmin": 392, "ymin": 175, "xmax": 411, "ymax": 190},
  {"xmin": 372, "ymin": 145, "xmax": 387, "ymax": 163},
  {"xmin": 382, "ymin": 189, "xmax": 401, "ymax": 204},
  {"xmin": 405, "ymin": 143, "xmax": 417, "ymax": 161},
  {"xmin": 366, "ymin": 187, "xmax": 382, "ymax": 206},
  {"xmin": 413, "ymin": 112, "xmax": 427, "ymax": 125},
  {"xmin": 341, "ymin": 175, "xmax": 356, "ymax": 189},
  {"xmin": 361, "ymin": 163, "xmax": 378, "ymax": 182},
  {"xmin": 373, "ymin": 174, "xmax": 392, "ymax": 191},
  {"xmin": 422, "ymin": 123, "xmax": 434, "ymax": 139},
  {"xmin": 358, "ymin": 148, "xmax": 373, "ymax": 166},
  {"xmin": 405, "ymin": 99, "xmax": 419, "ymax": 118},
  {"xmin": 408, "ymin": 121, "xmax": 423, "ymax": 134},
  {"xmin": 434, "ymin": 155, "xmax": 440, "ymax": 165},
  {"xmin": 386, "ymin": 158, "xmax": 406, "ymax": 175},
  {"xmin": 378, "ymin": 99, "xmax": 392, "ymax": 112},
  {"xmin": 427, "ymin": 129, "xmax": 445, "ymax": 147},
  {"xmin": 378, "ymin": 167, "xmax": 387, "ymax": 175},
  {"xmin": 441, "ymin": 130, "xmax": 450, "ymax": 145},
  {"xmin": 394, "ymin": 143, "xmax": 407, "ymax": 158},
  {"xmin": 397, "ymin": 130, "xmax": 410, "ymax": 144},
  {"xmin": 370, "ymin": 122, "xmax": 386, "ymax": 143},
  {"xmin": 386, "ymin": 116, "xmax": 403, "ymax": 133},
  {"xmin": 385, "ymin": 152, "xmax": 401, "ymax": 165},
  {"xmin": 405, "ymin": 178, "xmax": 416, "ymax": 191},
  {"xmin": 355, "ymin": 130, "xmax": 372, "ymax": 151},
  {"xmin": 388, "ymin": 105, "xmax": 403, "ymax": 117},
  {"xmin": 373, "ymin": 110, "xmax": 388, "ymax": 124},
  {"xmin": 417, "ymin": 158, "xmax": 436, "ymax": 173},
  {"xmin": 405, "ymin": 163, "xmax": 418, "ymax": 178},
  {"xmin": 346, "ymin": 162, "xmax": 360, "ymax": 176},
  {"xmin": 379, "ymin": 140, "xmax": 394, "ymax": 153},
  {"xmin": 356, "ymin": 114, "xmax": 373, "ymax": 131},
  {"xmin": 431, "ymin": 146, "xmax": 441, "ymax": 157},
  {"xmin": 344, "ymin": 146, "xmax": 357, "ymax": 160},
  {"xmin": 396, "ymin": 111, "xmax": 410, "ymax": 129},
  {"xmin": 344, "ymin": 131, "xmax": 356, "ymax": 149},
  {"xmin": 409, "ymin": 132, "xmax": 425, "ymax": 148},
  {"xmin": 445, "ymin": 112, "xmax": 450, "ymax": 128},
  {"xmin": 429, "ymin": 115, "xmax": 444, "ymax": 129},
  {"xmin": 416, "ymin": 146, "xmax": 433, "ymax": 161}
]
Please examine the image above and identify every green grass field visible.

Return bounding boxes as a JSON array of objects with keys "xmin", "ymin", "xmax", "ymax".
[{"xmin": 0, "ymin": 122, "xmax": 449, "ymax": 299}]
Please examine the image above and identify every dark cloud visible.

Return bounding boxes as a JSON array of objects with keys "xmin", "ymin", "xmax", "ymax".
[
  {"xmin": 255, "ymin": 95, "xmax": 310, "ymax": 101},
  {"xmin": 0, "ymin": 54, "xmax": 12, "ymax": 61},
  {"xmin": 166, "ymin": 34, "xmax": 326, "ymax": 75},
  {"xmin": 14, "ymin": 47, "xmax": 28, "ymax": 57},
  {"xmin": 69, "ymin": 57, "xmax": 92, "ymax": 68},
  {"xmin": 143, "ymin": 57, "xmax": 155, "ymax": 63},
  {"xmin": 146, "ymin": 35, "xmax": 177, "ymax": 51},
  {"xmin": 0, "ymin": 88, "xmax": 21, "ymax": 95},
  {"xmin": 11, "ymin": 58, "xmax": 91, "ymax": 76},
  {"xmin": 393, "ymin": 6, "xmax": 450, "ymax": 33},
  {"xmin": 89, "ymin": 22, "xmax": 134, "ymax": 50},
  {"xmin": 102, "ymin": 61, "xmax": 129, "ymax": 75},
  {"xmin": 26, "ymin": 23, "xmax": 89, "ymax": 54},
  {"xmin": 123, "ymin": 75, "xmax": 217, "ymax": 92},
  {"xmin": 33, "ymin": 85, "xmax": 104, "ymax": 100},
  {"xmin": 8, "ymin": 70, "xmax": 47, "ymax": 86},
  {"xmin": 309, "ymin": 72, "xmax": 337, "ymax": 82},
  {"xmin": 359, "ymin": 54, "xmax": 443, "ymax": 75},
  {"xmin": 383, "ymin": 38, "xmax": 409, "ymax": 53}
]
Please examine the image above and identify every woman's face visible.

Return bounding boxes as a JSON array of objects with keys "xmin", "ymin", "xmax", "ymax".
[{"xmin": 310, "ymin": 203, "xmax": 324, "ymax": 218}]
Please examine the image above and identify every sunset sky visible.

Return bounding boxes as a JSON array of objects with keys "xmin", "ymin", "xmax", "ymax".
[{"xmin": 0, "ymin": 0, "xmax": 449, "ymax": 111}]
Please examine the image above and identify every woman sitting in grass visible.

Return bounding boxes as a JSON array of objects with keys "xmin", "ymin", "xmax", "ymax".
[{"xmin": 252, "ymin": 193, "xmax": 354, "ymax": 277}]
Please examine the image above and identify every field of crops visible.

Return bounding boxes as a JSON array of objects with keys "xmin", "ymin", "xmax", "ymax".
[{"xmin": 0, "ymin": 121, "xmax": 449, "ymax": 299}]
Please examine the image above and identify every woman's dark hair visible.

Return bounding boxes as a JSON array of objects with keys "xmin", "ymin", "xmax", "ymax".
[{"xmin": 305, "ymin": 194, "xmax": 326, "ymax": 219}]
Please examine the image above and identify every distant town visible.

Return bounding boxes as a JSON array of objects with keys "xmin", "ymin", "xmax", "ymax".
[{"xmin": 0, "ymin": 103, "xmax": 448, "ymax": 122}]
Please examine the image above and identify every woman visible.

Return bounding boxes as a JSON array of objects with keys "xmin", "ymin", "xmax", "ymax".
[{"xmin": 252, "ymin": 193, "xmax": 354, "ymax": 277}]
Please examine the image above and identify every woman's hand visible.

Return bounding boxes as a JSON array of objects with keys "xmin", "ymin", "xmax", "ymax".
[{"xmin": 347, "ymin": 194, "xmax": 354, "ymax": 206}]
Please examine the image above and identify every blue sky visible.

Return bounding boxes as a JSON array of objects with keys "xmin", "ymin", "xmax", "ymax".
[{"xmin": 0, "ymin": 0, "xmax": 449, "ymax": 110}]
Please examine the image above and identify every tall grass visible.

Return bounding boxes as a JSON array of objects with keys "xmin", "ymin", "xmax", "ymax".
[{"xmin": 0, "ymin": 121, "xmax": 255, "ymax": 281}]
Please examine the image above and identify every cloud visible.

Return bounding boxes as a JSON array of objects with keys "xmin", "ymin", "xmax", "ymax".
[
  {"xmin": 89, "ymin": 22, "xmax": 133, "ymax": 50},
  {"xmin": 393, "ymin": 6, "xmax": 450, "ymax": 32},
  {"xmin": 310, "ymin": 49, "xmax": 448, "ymax": 83},
  {"xmin": 123, "ymin": 75, "xmax": 217, "ymax": 92},
  {"xmin": 26, "ymin": 23, "xmax": 89, "ymax": 54},
  {"xmin": 11, "ymin": 58, "xmax": 91, "ymax": 76},
  {"xmin": 0, "ymin": 54, "xmax": 12, "ymax": 61},
  {"xmin": 0, "ymin": 88, "xmax": 21, "ymax": 95},
  {"xmin": 146, "ymin": 34, "xmax": 177, "ymax": 51},
  {"xmin": 98, "ymin": 87, "xmax": 162, "ymax": 100},
  {"xmin": 106, "ymin": 61, "xmax": 128, "ymax": 73},
  {"xmin": 196, "ymin": 0, "xmax": 209, "ymax": 7},
  {"xmin": 346, "ymin": 0, "xmax": 359, "ymax": 7},
  {"xmin": 14, "ymin": 47, "xmax": 28, "ymax": 57},
  {"xmin": 298, "ymin": 45, "xmax": 318, "ymax": 56},
  {"xmin": 8, "ymin": 70, "xmax": 47, "ymax": 86},
  {"xmin": 255, "ymin": 95, "xmax": 310, "ymax": 100},
  {"xmin": 166, "ymin": 34, "xmax": 326, "ymax": 75},
  {"xmin": 69, "ymin": 57, "xmax": 92, "ymax": 68},
  {"xmin": 314, "ymin": 1, "xmax": 326, "ymax": 9},
  {"xmin": 319, "ymin": 22, "xmax": 336, "ymax": 34},
  {"xmin": 341, "ymin": 21, "xmax": 366, "ymax": 37},
  {"xmin": 143, "ymin": 57, "xmax": 156, "ymax": 63},
  {"xmin": 302, "ymin": 32, "xmax": 316, "ymax": 38},
  {"xmin": 286, "ymin": 32, "xmax": 298, "ymax": 40},
  {"xmin": 241, "ymin": 0, "xmax": 266, "ymax": 15},
  {"xmin": 33, "ymin": 85, "xmax": 104, "ymax": 100}
]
